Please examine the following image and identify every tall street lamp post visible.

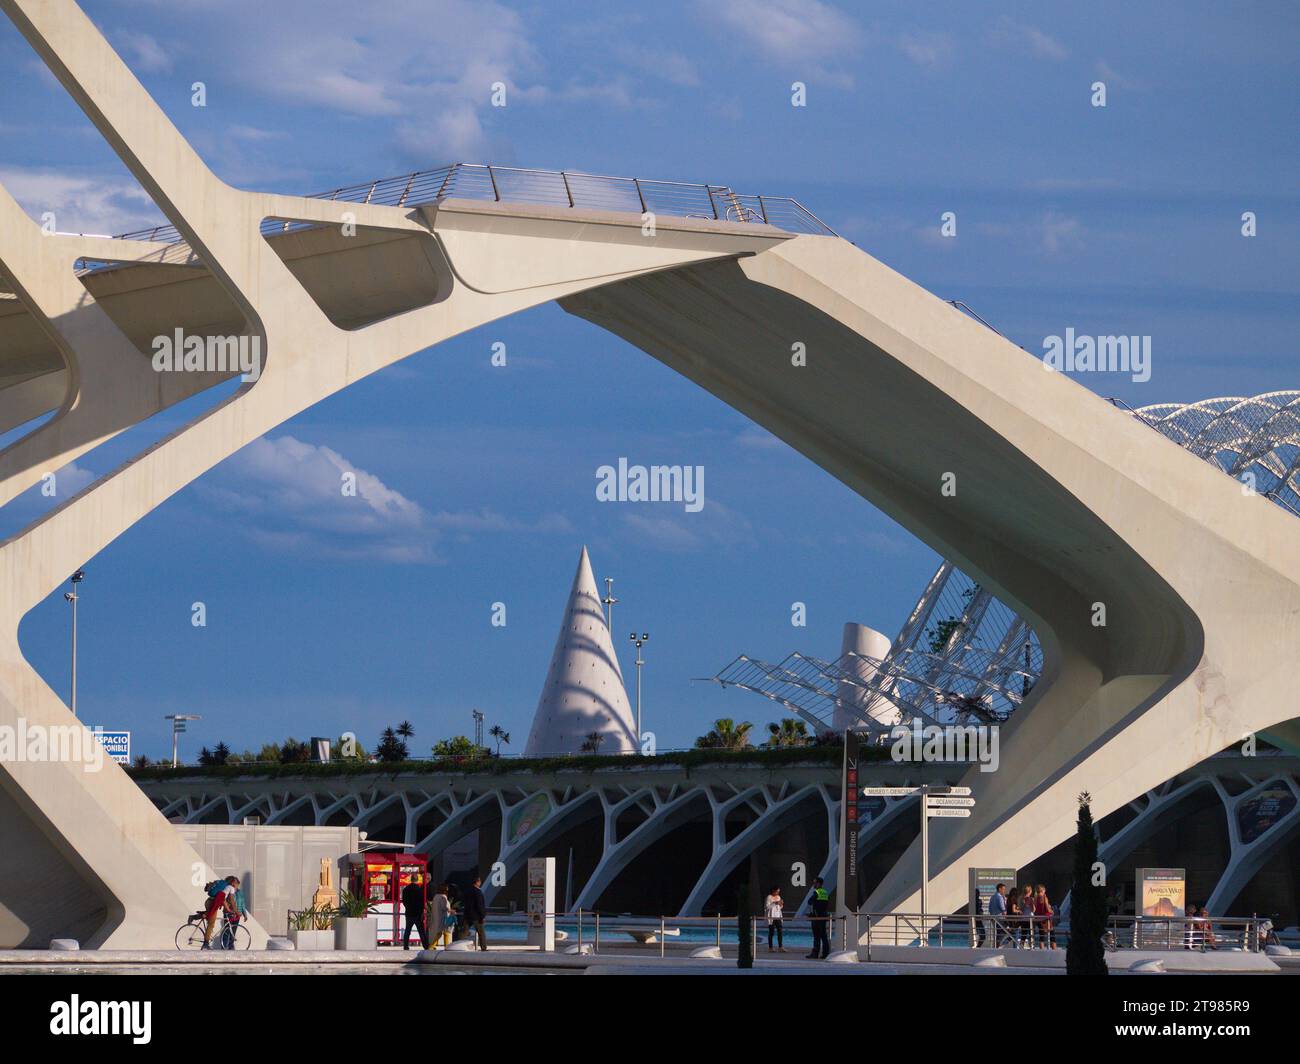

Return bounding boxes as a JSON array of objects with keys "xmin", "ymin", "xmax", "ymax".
[
  {"xmin": 628, "ymin": 632, "xmax": 648, "ymax": 748},
  {"xmin": 165, "ymin": 713, "xmax": 201, "ymax": 768},
  {"xmin": 63, "ymin": 569, "xmax": 84, "ymax": 717}
]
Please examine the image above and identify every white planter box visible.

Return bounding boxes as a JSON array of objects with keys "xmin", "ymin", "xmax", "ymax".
[
  {"xmin": 334, "ymin": 917, "xmax": 378, "ymax": 951},
  {"xmin": 288, "ymin": 928, "xmax": 334, "ymax": 951}
]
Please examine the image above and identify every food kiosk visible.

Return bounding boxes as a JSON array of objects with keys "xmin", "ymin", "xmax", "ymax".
[{"xmin": 347, "ymin": 851, "xmax": 429, "ymax": 945}]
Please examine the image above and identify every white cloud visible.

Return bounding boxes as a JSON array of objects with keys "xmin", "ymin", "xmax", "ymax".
[
  {"xmin": 430, "ymin": 508, "xmax": 574, "ymax": 536},
  {"xmin": 227, "ymin": 125, "xmax": 285, "ymax": 143},
  {"xmin": 112, "ymin": 31, "xmax": 174, "ymax": 74},
  {"xmin": 616, "ymin": 47, "xmax": 700, "ymax": 88},
  {"xmin": 1096, "ymin": 60, "xmax": 1141, "ymax": 91},
  {"xmin": 897, "ymin": 31, "xmax": 955, "ymax": 69},
  {"xmin": 396, "ymin": 103, "xmax": 488, "ymax": 162},
  {"xmin": 0, "ymin": 166, "xmax": 161, "ymax": 235},
  {"xmin": 620, "ymin": 498, "xmax": 756, "ymax": 553},
  {"xmin": 174, "ymin": 0, "xmax": 542, "ymax": 162},
  {"xmin": 10, "ymin": 460, "xmax": 97, "ymax": 513},
  {"xmin": 975, "ymin": 211, "xmax": 1085, "ymax": 255},
  {"xmin": 202, "ymin": 435, "xmax": 571, "ymax": 563},
  {"xmin": 1038, "ymin": 210, "xmax": 1084, "ymax": 254},
  {"xmin": 989, "ymin": 17, "xmax": 1068, "ymax": 61},
  {"xmin": 705, "ymin": 0, "xmax": 864, "ymax": 64}
]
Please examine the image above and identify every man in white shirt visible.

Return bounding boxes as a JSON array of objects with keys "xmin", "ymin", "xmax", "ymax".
[{"xmin": 764, "ymin": 887, "xmax": 786, "ymax": 952}]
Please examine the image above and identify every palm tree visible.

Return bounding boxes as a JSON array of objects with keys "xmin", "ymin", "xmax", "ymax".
[
  {"xmin": 396, "ymin": 720, "xmax": 415, "ymax": 740},
  {"xmin": 489, "ymin": 725, "xmax": 511, "ymax": 756},
  {"xmin": 766, "ymin": 718, "xmax": 810, "ymax": 748},
  {"xmin": 695, "ymin": 718, "xmax": 753, "ymax": 750}
]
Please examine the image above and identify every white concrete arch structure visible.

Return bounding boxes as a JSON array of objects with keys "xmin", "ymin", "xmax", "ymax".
[
  {"xmin": 3, "ymin": 0, "xmax": 1298, "ymax": 947},
  {"xmin": 0, "ymin": 0, "xmax": 783, "ymax": 947}
]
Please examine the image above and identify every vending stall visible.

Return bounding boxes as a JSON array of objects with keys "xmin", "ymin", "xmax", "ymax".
[{"xmin": 347, "ymin": 851, "xmax": 429, "ymax": 946}]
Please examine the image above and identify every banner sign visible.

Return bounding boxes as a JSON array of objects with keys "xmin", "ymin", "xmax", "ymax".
[
  {"xmin": 969, "ymin": 867, "xmax": 1016, "ymax": 917},
  {"xmin": 839, "ymin": 729, "xmax": 861, "ymax": 912},
  {"xmin": 94, "ymin": 729, "xmax": 130, "ymax": 765}
]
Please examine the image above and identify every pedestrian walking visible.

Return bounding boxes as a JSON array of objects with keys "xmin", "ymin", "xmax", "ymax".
[
  {"xmin": 463, "ymin": 875, "xmax": 489, "ymax": 951},
  {"xmin": 401, "ymin": 876, "xmax": 428, "ymax": 950},
  {"xmin": 764, "ymin": 886, "xmax": 786, "ymax": 952}
]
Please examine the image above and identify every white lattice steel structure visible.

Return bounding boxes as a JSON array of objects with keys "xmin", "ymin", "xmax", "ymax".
[
  {"xmin": 1132, "ymin": 392, "xmax": 1300, "ymax": 517},
  {"xmin": 2, "ymin": 0, "xmax": 1298, "ymax": 948}
]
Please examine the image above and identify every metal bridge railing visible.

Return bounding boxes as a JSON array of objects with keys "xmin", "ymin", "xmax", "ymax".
[
  {"xmin": 859, "ymin": 911, "xmax": 1266, "ymax": 957},
  {"xmin": 111, "ymin": 162, "xmax": 837, "ymax": 247}
]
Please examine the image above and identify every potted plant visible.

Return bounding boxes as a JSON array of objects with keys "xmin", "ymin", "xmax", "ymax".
[
  {"xmin": 287, "ymin": 905, "xmax": 335, "ymax": 951},
  {"xmin": 333, "ymin": 891, "xmax": 379, "ymax": 951}
]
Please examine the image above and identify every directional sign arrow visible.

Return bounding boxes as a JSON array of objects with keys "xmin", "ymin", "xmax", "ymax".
[
  {"xmin": 926, "ymin": 807, "xmax": 971, "ymax": 818},
  {"xmin": 926, "ymin": 786, "xmax": 972, "ymax": 796},
  {"xmin": 861, "ymin": 786, "xmax": 920, "ymax": 796},
  {"xmin": 925, "ymin": 796, "xmax": 976, "ymax": 808}
]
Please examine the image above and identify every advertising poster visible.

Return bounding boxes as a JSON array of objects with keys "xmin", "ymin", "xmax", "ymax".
[
  {"xmin": 1236, "ymin": 786, "xmax": 1296, "ymax": 844},
  {"xmin": 1137, "ymin": 867, "xmax": 1186, "ymax": 947},
  {"xmin": 94, "ymin": 729, "xmax": 130, "ymax": 765},
  {"xmin": 526, "ymin": 856, "xmax": 555, "ymax": 951}
]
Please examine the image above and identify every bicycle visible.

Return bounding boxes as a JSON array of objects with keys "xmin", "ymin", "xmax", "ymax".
[{"xmin": 175, "ymin": 909, "xmax": 251, "ymax": 951}]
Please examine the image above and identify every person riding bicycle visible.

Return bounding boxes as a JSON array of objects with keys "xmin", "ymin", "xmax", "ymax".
[{"xmin": 202, "ymin": 875, "xmax": 242, "ymax": 950}]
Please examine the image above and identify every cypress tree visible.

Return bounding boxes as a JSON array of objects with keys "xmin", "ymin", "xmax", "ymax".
[{"xmin": 1067, "ymin": 791, "xmax": 1109, "ymax": 975}]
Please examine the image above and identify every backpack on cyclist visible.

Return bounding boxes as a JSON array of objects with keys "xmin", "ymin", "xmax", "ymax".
[{"xmin": 204, "ymin": 878, "xmax": 229, "ymax": 899}]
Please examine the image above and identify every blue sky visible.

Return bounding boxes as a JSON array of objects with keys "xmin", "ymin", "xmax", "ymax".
[{"xmin": 1, "ymin": 0, "xmax": 1296, "ymax": 759}]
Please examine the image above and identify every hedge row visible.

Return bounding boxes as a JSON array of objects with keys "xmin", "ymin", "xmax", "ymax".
[{"xmin": 126, "ymin": 742, "xmax": 883, "ymax": 782}]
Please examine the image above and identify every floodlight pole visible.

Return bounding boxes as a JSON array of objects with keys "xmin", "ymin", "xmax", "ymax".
[
  {"xmin": 165, "ymin": 713, "xmax": 201, "ymax": 767},
  {"xmin": 64, "ymin": 570, "xmax": 84, "ymax": 717},
  {"xmin": 602, "ymin": 577, "xmax": 618, "ymax": 630},
  {"xmin": 628, "ymin": 632, "xmax": 648, "ymax": 747}
]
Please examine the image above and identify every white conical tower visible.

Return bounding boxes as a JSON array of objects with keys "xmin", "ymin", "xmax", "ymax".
[{"xmin": 524, "ymin": 547, "xmax": 638, "ymax": 757}]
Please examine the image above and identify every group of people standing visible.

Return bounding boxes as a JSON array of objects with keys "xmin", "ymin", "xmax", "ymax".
[
  {"xmin": 985, "ymin": 882, "xmax": 1057, "ymax": 948},
  {"xmin": 400, "ymin": 875, "xmax": 489, "ymax": 952},
  {"xmin": 765, "ymin": 878, "xmax": 835, "ymax": 959}
]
